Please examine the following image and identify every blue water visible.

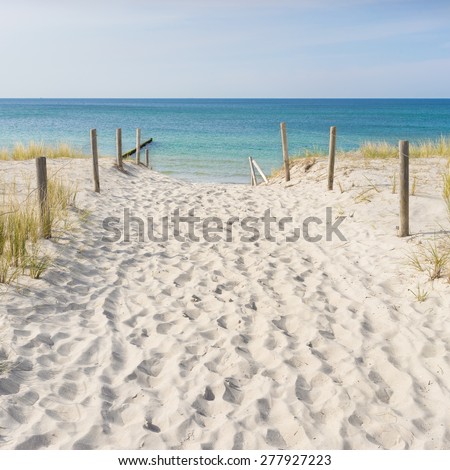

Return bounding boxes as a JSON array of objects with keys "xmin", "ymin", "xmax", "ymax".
[{"xmin": 0, "ymin": 99, "xmax": 449, "ymax": 183}]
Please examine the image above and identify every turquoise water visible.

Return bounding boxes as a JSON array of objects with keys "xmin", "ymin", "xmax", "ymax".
[{"xmin": 0, "ymin": 99, "xmax": 449, "ymax": 183}]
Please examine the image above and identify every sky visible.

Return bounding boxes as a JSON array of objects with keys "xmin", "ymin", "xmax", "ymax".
[{"xmin": 0, "ymin": 0, "xmax": 449, "ymax": 98}]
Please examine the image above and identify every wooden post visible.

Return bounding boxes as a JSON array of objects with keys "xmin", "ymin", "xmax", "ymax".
[
  {"xmin": 280, "ymin": 122, "xmax": 290, "ymax": 182},
  {"xmin": 327, "ymin": 126, "xmax": 337, "ymax": 190},
  {"xmin": 116, "ymin": 128, "xmax": 123, "ymax": 170},
  {"xmin": 122, "ymin": 138, "xmax": 153, "ymax": 159},
  {"xmin": 145, "ymin": 148, "xmax": 149, "ymax": 168},
  {"xmin": 136, "ymin": 128, "xmax": 141, "ymax": 165},
  {"xmin": 90, "ymin": 129, "xmax": 100, "ymax": 193},
  {"xmin": 399, "ymin": 140, "xmax": 409, "ymax": 237},
  {"xmin": 252, "ymin": 158, "xmax": 268, "ymax": 184},
  {"xmin": 35, "ymin": 157, "xmax": 51, "ymax": 239},
  {"xmin": 249, "ymin": 156, "xmax": 257, "ymax": 186}
]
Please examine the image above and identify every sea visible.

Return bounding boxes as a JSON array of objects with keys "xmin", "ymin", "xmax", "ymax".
[{"xmin": 0, "ymin": 99, "xmax": 449, "ymax": 183}]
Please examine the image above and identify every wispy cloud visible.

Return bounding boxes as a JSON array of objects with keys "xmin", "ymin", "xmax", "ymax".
[
  {"xmin": 0, "ymin": 0, "xmax": 449, "ymax": 97},
  {"xmin": 296, "ymin": 17, "xmax": 449, "ymax": 47}
]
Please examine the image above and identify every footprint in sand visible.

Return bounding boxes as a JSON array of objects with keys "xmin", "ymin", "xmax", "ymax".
[
  {"xmin": 15, "ymin": 434, "xmax": 52, "ymax": 450},
  {"xmin": 265, "ymin": 429, "xmax": 287, "ymax": 449},
  {"xmin": 137, "ymin": 356, "xmax": 164, "ymax": 377},
  {"xmin": 58, "ymin": 382, "xmax": 79, "ymax": 401},
  {"xmin": 223, "ymin": 377, "xmax": 243, "ymax": 405},
  {"xmin": 368, "ymin": 370, "xmax": 393, "ymax": 404},
  {"xmin": 232, "ymin": 432, "xmax": 244, "ymax": 450},
  {"xmin": 256, "ymin": 398, "xmax": 271, "ymax": 422},
  {"xmin": 294, "ymin": 375, "xmax": 312, "ymax": 403},
  {"xmin": 204, "ymin": 386, "xmax": 215, "ymax": 401}
]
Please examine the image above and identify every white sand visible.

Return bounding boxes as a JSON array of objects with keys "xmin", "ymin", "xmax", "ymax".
[{"xmin": 0, "ymin": 156, "xmax": 449, "ymax": 450}]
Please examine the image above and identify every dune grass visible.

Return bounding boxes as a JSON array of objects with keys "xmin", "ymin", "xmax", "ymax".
[
  {"xmin": 407, "ymin": 161, "xmax": 450, "ymax": 287},
  {"xmin": 0, "ymin": 142, "xmax": 88, "ymax": 161},
  {"xmin": 360, "ymin": 136, "xmax": 450, "ymax": 159},
  {"xmin": 411, "ymin": 137, "xmax": 450, "ymax": 158},
  {"xmin": 0, "ymin": 174, "xmax": 77, "ymax": 285},
  {"xmin": 407, "ymin": 241, "xmax": 450, "ymax": 282},
  {"xmin": 290, "ymin": 147, "xmax": 328, "ymax": 161},
  {"xmin": 360, "ymin": 141, "xmax": 398, "ymax": 159},
  {"xmin": 443, "ymin": 163, "xmax": 450, "ymax": 214},
  {"xmin": 269, "ymin": 137, "xmax": 450, "ymax": 180},
  {"xmin": 270, "ymin": 147, "xmax": 325, "ymax": 178}
]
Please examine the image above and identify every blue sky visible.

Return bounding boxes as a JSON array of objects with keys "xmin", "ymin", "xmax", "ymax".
[{"xmin": 0, "ymin": 0, "xmax": 449, "ymax": 98}]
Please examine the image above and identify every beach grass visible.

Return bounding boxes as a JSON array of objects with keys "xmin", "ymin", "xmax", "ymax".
[
  {"xmin": 408, "ymin": 284, "xmax": 429, "ymax": 302},
  {"xmin": 443, "ymin": 163, "xmax": 450, "ymax": 214},
  {"xmin": 290, "ymin": 147, "xmax": 328, "ymax": 162},
  {"xmin": 0, "ymin": 142, "xmax": 88, "ymax": 161},
  {"xmin": 407, "ymin": 240, "xmax": 450, "ymax": 282},
  {"xmin": 0, "ymin": 174, "xmax": 77, "ymax": 284},
  {"xmin": 270, "ymin": 147, "xmax": 324, "ymax": 177},
  {"xmin": 360, "ymin": 141, "xmax": 398, "ymax": 159},
  {"xmin": 360, "ymin": 137, "xmax": 450, "ymax": 159}
]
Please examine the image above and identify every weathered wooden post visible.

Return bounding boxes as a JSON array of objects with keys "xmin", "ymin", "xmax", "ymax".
[
  {"xmin": 248, "ymin": 156, "xmax": 257, "ymax": 186},
  {"xmin": 280, "ymin": 122, "xmax": 290, "ymax": 182},
  {"xmin": 136, "ymin": 128, "xmax": 141, "ymax": 165},
  {"xmin": 252, "ymin": 158, "xmax": 268, "ymax": 184},
  {"xmin": 327, "ymin": 126, "xmax": 337, "ymax": 190},
  {"xmin": 90, "ymin": 129, "xmax": 100, "ymax": 193},
  {"xmin": 35, "ymin": 156, "xmax": 51, "ymax": 239},
  {"xmin": 116, "ymin": 128, "xmax": 123, "ymax": 170},
  {"xmin": 399, "ymin": 140, "xmax": 409, "ymax": 237},
  {"xmin": 145, "ymin": 148, "xmax": 149, "ymax": 168}
]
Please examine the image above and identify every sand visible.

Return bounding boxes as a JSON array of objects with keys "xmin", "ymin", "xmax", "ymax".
[{"xmin": 0, "ymin": 156, "xmax": 449, "ymax": 450}]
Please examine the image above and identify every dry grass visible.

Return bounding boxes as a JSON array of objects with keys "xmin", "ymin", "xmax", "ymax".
[
  {"xmin": 391, "ymin": 173, "xmax": 397, "ymax": 194},
  {"xmin": 0, "ymin": 174, "xmax": 77, "ymax": 285},
  {"xmin": 0, "ymin": 142, "xmax": 87, "ymax": 161},
  {"xmin": 290, "ymin": 147, "xmax": 327, "ymax": 162},
  {"xmin": 407, "ymin": 240, "xmax": 450, "ymax": 282},
  {"xmin": 411, "ymin": 137, "xmax": 450, "ymax": 158},
  {"xmin": 360, "ymin": 141, "xmax": 398, "ymax": 159},
  {"xmin": 411, "ymin": 175, "xmax": 418, "ymax": 196},
  {"xmin": 360, "ymin": 137, "xmax": 450, "ymax": 160},
  {"xmin": 443, "ymin": 162, "xmax": 450, "ymax": 215},
  {"xmin": 270, "ymin": 150, "xmax": 323, "ymax": 178},
  {"xmin": 408, "ymin": 284, "xmax": 429, "ymax": 302}
]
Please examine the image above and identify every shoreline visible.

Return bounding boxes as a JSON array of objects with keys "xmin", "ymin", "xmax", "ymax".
[{"xmin": 1, "ymin": 98, "xmax": 450, "ymax": 184}]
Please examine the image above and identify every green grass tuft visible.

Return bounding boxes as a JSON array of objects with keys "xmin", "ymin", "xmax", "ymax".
[
  {"xmin": 443, "ymin": 165, "xmax": 450, "ymax": 214},
  {"xmin": 360, "ymin": 137, "xmax": 450, "ymax": 159},
  {"xmin": 0, "ymin": 173, "xmax": 77, "ymax": 285},
  {"xmin": 408, "ymin": 284, "xmax": 429, "ymax": 302},
  {"xmin": 1, "ymin": 142, "xmax": 88, "ymax": 161},
  {"xmin": 360, "ymin": 141, "xmax": 397, "ymax": 159}
]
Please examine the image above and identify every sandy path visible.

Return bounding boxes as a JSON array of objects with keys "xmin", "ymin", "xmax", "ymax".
[{"xmin": 0, "ymin": 157, "xmax": 449, "ymax": 449}]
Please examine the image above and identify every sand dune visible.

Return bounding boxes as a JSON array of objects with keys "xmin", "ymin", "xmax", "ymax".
[{"xmin": 0, "ymin": 156, "xmax": 449, "ymax": 450}]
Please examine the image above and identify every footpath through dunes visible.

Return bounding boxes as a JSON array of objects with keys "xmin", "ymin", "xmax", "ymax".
[{"xmin": 0, "ymin": 157, "xmax": 449, "ymax": 450}]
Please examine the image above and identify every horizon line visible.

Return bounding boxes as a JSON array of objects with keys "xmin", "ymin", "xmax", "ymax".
[{"xmin": 1, "ymin": 97, "xmax": 450, "ymax": 100}]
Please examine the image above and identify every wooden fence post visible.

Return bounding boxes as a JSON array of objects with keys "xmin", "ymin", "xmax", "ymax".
[
  {"xmin": 249, "ymin": 156, "xmax": 257, "ymax": 186},
  {"xmin": 90, "ymin": 129, "xmax": 100, "ymax": 193},
  {"xmin": 35, "ymin": 156, "xmax": 51, "ymax": 239},
  {"xmin": 252, "ymin": 158, "xmax": 268, "ymax": 184},
  {"xmin": 136, "ymin": 128, "xmax": 141, "ymax": 165},
  {"xmin": 280, "ymin": 122, "xmax": 290, "ymax": 182},
  {"xmin": 116, "ymin": 128, "xmax": 123, "ymax": 170},
  {"xmin": 399, "ymin": 140, "xmax": 409, "ymax": 237},
  {"xmin": 327, "ymin": 126, "xmax": 337, "ymax": 190},
  {"xmin": 145, "ymin": 148, "xmax": 149, "ymax": 168}
]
